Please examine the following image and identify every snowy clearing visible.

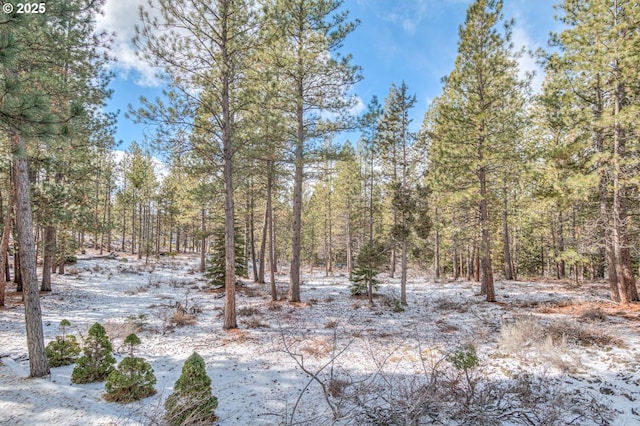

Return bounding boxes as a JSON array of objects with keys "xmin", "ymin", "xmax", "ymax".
[{"xmin": 1, "ymin": 252, "xmax": 639, "ymax": 425}]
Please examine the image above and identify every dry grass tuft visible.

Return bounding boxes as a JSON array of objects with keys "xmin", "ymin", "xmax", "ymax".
[
  {"xmin": 300, "ymin": 337, "xmax": 332, "ymax": 358},
  {"xmin": 170, "ymin": 310, "xmax": 197, "ymax": 326},
  {"xmin": 578, "ymin": 307, "xmax": 607, "ymax": 322},
  {"xmin": 324, "ymin": 320, "xmax": 338, "ymax": 329},
  {"xmin": 433, "ymin": 298, "xmax": 468, "ymax": 313},
  {"xmin": 241, "ymin": 318, "xmax": 269, "ymax": 329}
]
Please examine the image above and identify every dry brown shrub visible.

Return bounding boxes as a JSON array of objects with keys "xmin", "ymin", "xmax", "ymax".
[
  {"xmin": 267, "ymin": 302, "xmax": 282, "ymax": 311},
  {"xmin": 433, "ymin": 298, "xmax": 468, "ymax": 313},
  {"xmin": 170, "ymin": 310, "xmax": 197, "ymax": 327},
  {"xmin": 300, "ymin": 337, "xmax": 332, "ymax": 358},
  {"xmin": 545, "ymin": 321, "xmax": 622, "ymax": 347},
  {"xmin": 578, "ymin": 307, "xmax": 607, "ymax": 322},
  {"xmin": 238, "ymin": 306, "xmax": 260, "ymax": 317},
  {"xmin": 241, "ymin": 318, "xmax": 269, "ymax": 329},
  {"xmin": 324, "ymin": 320, "xmax": 338, "ymax": 329}
]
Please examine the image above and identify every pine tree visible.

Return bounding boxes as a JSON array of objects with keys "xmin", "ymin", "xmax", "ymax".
[
  {"xmin": 135, "ymin": 0, "xmax": 258, "ymax": 329},
  {"xmin": 350, "ymin": 239, "xmax": 387, "ymax": 303},
  {"xmin": 552, "ymin": 0, "xmax": 639, "ymax": 302},
  {"xmin": 71, "ymin": 322, "xmax": 116, "ymax": 384},
  {"xmin": 428, "ymin": 0, "xmax": 529, "ymax": 302},
  {"xmin": 267, "ymin": 0, "xmax": 361, "ymax": 302},
  {"xmin": 164, "ymin": 352, "xmax": 218, "ymax": 425},
  {"xmin": 377, "ymin": 82, "xmax": 417, "ymax": 304},
  {"xmin": 45, "ymin": 319, "xmax": 81, "ymax": 368},
  {"xmin": 104, "ymin": 334, "xmax": 156, "ymax": 403},
  {"xmin": 204, "ymin": 226, "xmax": 246, "ymax": 288}
]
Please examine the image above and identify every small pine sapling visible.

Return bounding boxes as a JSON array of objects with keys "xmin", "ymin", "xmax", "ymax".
[
  {"xmin": 350, "ymin": 239, "xmax": 388, "ymax": 303},
  {"xmin": 164, "ymin": 352, "xmax": 218, "ymax": 425},
  {"xmin": 104, "ymin": 334, "xmax": 156, "ymax": 403},
  {"xmin": 71, "ymin": 322, "xmax": 116, "ymax": 384},
  {"xmin": 45, "ymin": 319, "xmax": 81, "ymax": 367},
  {"xmin": 204, "ymin": 226, "xmax": 246, "ymax": 288}
]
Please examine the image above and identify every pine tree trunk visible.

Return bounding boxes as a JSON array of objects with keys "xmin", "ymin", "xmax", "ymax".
[
  {"xmin": 269, "ymin": 194, "xmax": 277, "ymax": 301},
  {"xmin": 200, "ymin": 208, "xmax": 206, "ymax": 273},
  {"xmin": 220, "ymin": 3, "xmax": 237, "ymax": 329},
  {"xmin": 434, "ymin": 226, "xmax": 440, "ymax": 279},
  {"xmin": 41, "ymin": 226, "xmax": 56, "ymax": 291},
  {"xmin": 612, "ymin": 73, "xmax": 638, "ymax": 302},
  {"xmin": 0, "ymin": 177, "xmax": 14, "ymax": 307},
  {"xmin": 502, "ymin": 190, "xmax": 514, "ymax": 280},
  {"xmin": 258, "ymin": 161, "xmax": 273, "ymax": 285},
  {"xmin": 12, "ymin": 131, "xmax": 49, "ymax": 377},
  {"xmin": 289, "ymin": 80, "xmax": 304, "ymax": 303},
  {"xmin": 478, "ymin": 165, "xmax": 495, "ymax": 302},
  {"xmin": 249, "ymin": 188, "xmax": 257, "ymax": 282}
]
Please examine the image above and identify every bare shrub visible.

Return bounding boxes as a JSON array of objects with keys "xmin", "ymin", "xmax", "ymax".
[
  {"xmin": 103, "ymin": 320, "xmax": 141, "ymax": 352},
  {"xmin": 324, "ymin": 320, "xmax": 338, "ymax": 329},
  {"xmin": 579, "ymin": 307, "xmax": 607, "ymax": 322},
  {"xmin": 267, "ymin": 302, "xmax": 282, "ymax": 311},
  {"xmin": 433, "ymin": 298, "xmax": 468, "ymax": 313},
  {"xmin": 497, "ymin": 317, "xmax": 544, "ymax": 354},
  {"xmin": 545, "ymin": 321, "xmax": 622, "ymax": 347},
  {"xmin": 238, "ymin": 306, "xmax": 260, "ymax": 317},
  {"xmin": 170, "ymin": 310, "xmax": 197, "ymax": 327},
  {"xmin": 241, "ymin": 318, "xmax": 269, "ymax": 329}
]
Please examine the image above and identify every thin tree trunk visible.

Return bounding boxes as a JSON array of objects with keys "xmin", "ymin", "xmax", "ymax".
[
  {"xmin": 479, "ymin": 166, "xmax": 495, "ymax": 301},
  {"xmin": 200, "ymin": 208, "xmax": 206, "ymax": 273},
  {"xmin": 289, "ymin": 84, "xmax": 303, "ymax": 303},
  {"xmin": 258, "ymin": 161, "xmax": 273, "ymax": 284},
  {"xmin": 249, "ymin": 187, "xmax": 257, "ymax": 282},
  {"xmin": 269, "ymin": 193, "xmax": 277, "ymax": 301},
  {"xmin": 220, "ymin": 3, "xmax": 237, "ymax": 329},
  {"xmin": 12, "ymin": 131, "xmax": 49, "ymax": 377},
  {"xmin": 41, "ymin": 226, "xmax": 56, "ymax": 291},
  {"xmin": 502, "ymin": 189, "xmax": 514, "ymax": 280},
  {"xmin": 0, "ymin": 178, "xmax": 14, "ymax": 307}
]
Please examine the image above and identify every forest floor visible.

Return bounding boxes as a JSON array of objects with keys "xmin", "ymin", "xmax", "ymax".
[{"xmin": 1, "ymin": 252, "xmax": 639, "ymax": 425}]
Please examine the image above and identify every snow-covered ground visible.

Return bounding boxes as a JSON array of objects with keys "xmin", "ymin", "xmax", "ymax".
[{"xmin": 1, "ymin": 252, "xmax": 639, "ymax": 425}]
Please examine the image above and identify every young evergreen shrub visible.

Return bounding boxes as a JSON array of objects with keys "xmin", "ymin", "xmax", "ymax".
[
  {"xmin": 104, "ymin": 334, "xmax": 156, "ymax": 403},
  {"xmin": 45, "ymin": 319, "xmax": 81, "ymax": 367},
  {"xmin": 71, "ymin": 322, "xmax": 116, "ymax": 384},
  {"xmin": 204, "ymin": 226, "xmax": 246, "ymax": 287},
  {"xmin": 350, "ymin": 239, "xmax": 387, "ymax": 298},
  {"xmin": 164, "ymin": 352, "xmax": 218, "ymax": 425}
]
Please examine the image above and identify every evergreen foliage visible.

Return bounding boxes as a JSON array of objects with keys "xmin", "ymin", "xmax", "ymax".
[
  {"xmin": 164, "ymin": 352, "xmax": 218, "ymax": 426},
  {"xmin": 204, "ymin": 227, "xmax": 246, "ymax": 288},
  {"xmin": 350, "ymin": 239, "xmax": 387, "ymax": 299},
  {"xmin": 104, "ymin": 334, "xmax": 156, "ymax": 403},
  {"xmin": 71, "ymin": 322, "xmax": 116, "ymax": 384},
  {"xmin": 45, "ymin": 319, "xmax": 81, "ymax": 367}
]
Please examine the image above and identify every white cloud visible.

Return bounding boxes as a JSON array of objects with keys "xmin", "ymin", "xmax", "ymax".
[
  {"xmin": 511, "ymin": 24, "xmax": 544, "ymax": 93},
  {"xmin": 97, "ymin": 0, "xmax": 162, "ymax": 87}
]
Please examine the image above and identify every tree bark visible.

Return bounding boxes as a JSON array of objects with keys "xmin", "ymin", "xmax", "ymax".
[
  {"xmin": 0, "ymin": 178, "xmax": 14, "ymax": 307},
  {"xmin": 40, "ymin": 226, "xmax": 56, "ymax": 291},
  {"xmin": 478, "ymin": 164, "xmax": 495, "ymax": 302},
  {"xmin": 502, "ymin": 189, "xmax": 514, "ymax": 280},
  {"xmin": 12, "ymin": 131, "xmax": 49, "ymax": 377}
]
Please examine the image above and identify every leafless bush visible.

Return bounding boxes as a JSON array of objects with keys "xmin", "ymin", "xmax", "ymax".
[
  {"xmin": 238, "ymin": 306, "xmax": 260, "ymax": 317},
  {"xmin": 545, "ymin": 320, "xmax": 622, "ymax": 347},
  {"xmin": 432, "ymin": 298, "xmax": 468, "ymax": 313},
  {"xmin": 241, "ymin": 318, "xmax": 269, "ymax": 329},
  {"xmin": 324, "ymin": 320, "xmax": 338, "ymax": 329},
  {"xmin": 579, "ymin": 307, "xmax": 607, "ymax": 322},
  {"xmin": 170, "ymin": 310, "xmax": 197, "ymax": 327},
  {"xmin": 125, "ymin": 285, "xmax": 148, "ymax": 295}
]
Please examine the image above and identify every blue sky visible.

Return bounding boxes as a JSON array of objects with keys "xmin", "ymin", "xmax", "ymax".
[{"xmin": 99, "ymin": 0, "xmax": 562, "ymax": 152}]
